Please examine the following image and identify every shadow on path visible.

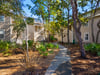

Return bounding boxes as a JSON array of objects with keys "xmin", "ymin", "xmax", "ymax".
[{"xmin": 55, "ymin": 61, "xmax": 72, "ymax": 75}]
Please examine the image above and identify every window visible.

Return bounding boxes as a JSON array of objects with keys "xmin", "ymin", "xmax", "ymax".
[
  {"xmin": 84, "ymin": 33, "xmax": 89, "ymax": 41},
  {"xmin": 0, "ymin": 15, "xmax": 5, "ymax": 22},
  {"xmin": 0, "ymin": 30, "xmax": 5, "ymax": 39}
]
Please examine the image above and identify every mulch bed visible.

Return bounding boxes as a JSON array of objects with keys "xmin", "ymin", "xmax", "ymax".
[
  {"xmin": 0, "ymin": 48, "xmax": 59, "ymax": 75},
  {"xmin": 65, "ymin": 44, "xmax": 100, "ymax": 75}
]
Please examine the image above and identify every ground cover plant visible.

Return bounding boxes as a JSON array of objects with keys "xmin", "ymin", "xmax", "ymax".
[
  {"xmin": 0, "ymin": 41, "xmax": 60, "ymax": 75},
  {"xmin": 84, "ymin": 43, "xmax": 100, "ymax": 56},
  {"xmin": 0, "ymin": 40, "xmax": 34, "ymax": 56},
  {"xmin": 0, "ymin": 40, "xmax": 18, "ymax": 56},
  {"xmin": 50, "ymin": 35, "xmax": 57, "ymax": 42},
  {"xmin": 36, "ymin": 42, "xmax": 59, "ymax": 57}
]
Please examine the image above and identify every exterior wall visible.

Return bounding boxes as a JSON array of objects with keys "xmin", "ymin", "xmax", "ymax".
[
  {"xmin": 0, "ymin": 16, "xmax": 11, "ymax": 41},
  {"xmin": 75, "ymin": 17, "xmax": 100, "ymax": 44},
  {"xmin": 92, "ymin": 16, "xmax": 100, "ymax": 43},
  {"xmin": 95, "ymin": 8, "xmax": 100, "ymax": 16},
  {"xmin": 22, "ymin": 25, "xmax": 35, "ymax": 40},
  {"xmin": 34, "ymin": 25, "xmax": 44, "ymax": 42},
  {"xmin": 80, "ymin": 21, "xmax": 92, "ymax": 43},
  {"xmin": 78, "ymin": 9, "xmax": 100, "ymax": 43},
  {"xmin": 63, "ymin": 30, "xmax": 73, "ymax": 43},
  {"xmin": 55, "ymin": 29, "xmax": 73, "ymax": 43},
  {"xmin": 17, "ymin": 23, "xmax": 44, "ymax": 44},
  {"xmin": 0, "ymin": 16, "xmax": 44, "ymax": 42},
  {"xmin": 54, "ymin": 33, "xmax": 61, "ymax": 42},
  {"xmin": 16, "ymin": 25, "xmax": 35, "ymax": 44}
]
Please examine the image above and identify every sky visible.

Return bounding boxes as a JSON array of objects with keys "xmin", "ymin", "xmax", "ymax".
[
  {"xmin": 22, "ymin": 0, "xmax": 92, "ymax": 18},
  {"xmin": 23, "ymin": 0, "xmax": 38, "ymax": 18}
]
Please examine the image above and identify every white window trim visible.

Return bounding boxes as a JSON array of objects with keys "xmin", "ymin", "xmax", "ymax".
[
  {"xmin": 0, "ymin": 15, "xmax": 5, "ymax": 22},
  {"xmin": 84, "ymin": 32, "xmax": 89, "ymax": 41},
  {"xmin": 0, "ymin": 29, "xmax": 5, "ymax": 39}
]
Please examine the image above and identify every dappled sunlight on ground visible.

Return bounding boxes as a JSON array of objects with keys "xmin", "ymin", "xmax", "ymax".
[
  {"xmin": 67, "ymin": 44, "xmax": 100, "ymax": 75},
  {"xmin": 0, "ymin": 54, "xmax": 23, "ymax": 75},
  {"xmin": 0, "ymin": 48, "xmax": 59, "ymax": 75}
]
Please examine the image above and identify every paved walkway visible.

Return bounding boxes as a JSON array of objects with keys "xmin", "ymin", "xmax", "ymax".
[{"xmin": 45, "ymin": 43, "xmax": 71, "ymax": 75}]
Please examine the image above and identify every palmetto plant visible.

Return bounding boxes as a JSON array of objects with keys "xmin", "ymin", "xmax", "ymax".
[{"xmin": 36, "ymin": 43, "xmax": 59, "ymax": 57}]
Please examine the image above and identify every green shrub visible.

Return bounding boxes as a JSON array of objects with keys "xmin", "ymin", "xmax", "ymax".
[
  {"xmin": 22, "ymin": 40, "xmax": 34, "ymax": 49},
  {"xmin": 9, "ymin": 42, "xmax": 18, "ymax": 49},
  {"xmin": 84, "ymin": 43, "xmax": 100, "ymax": 56},
  {"xmin": 0, "ymin": 40, "xmax": 24, "ymax": 56},
  {"xmin": 96, "ymin": 44, "xmax": 100, "ymax": 56},
  {"xmin": 50, "ymin": 35, "xmax": 57, "ymax": 42},
  {"xmin": 97, "ymin": 52, "xmax": 100, "ymax": 56},
  {"xmin": 45, "ymin": 43, "xmax": 59, "ymax": 49},
  {"xmin": 85, "ymin": 43, "xmax": 96, "ymax": 53},
  {"xmin": 36, "ymin": 43, "xmax": 59, "ymax": 57},
  {"xmin": 28, "ymin": 40, "xmax": 33, "ymax": 47},
  {"xmin": 96, "ymin": 44, "xmax": 100, "ymax": 51},
  {"xmin": 36, "ymin": 44, "xmax": 48, "ymax": 57},
  {"xmin": 56, "ymin": 44, "xmax": 59, "ymax": 49},
  {"xmin": 45, "ymin": 43, "xmax": 55, "ymax": 49},
  {"xmin": 50, "ymin": 35, "xmax": 54, "ymax": 41},
  {"xmin": 0, "ymin": 41, "xmax": 18, "ymax": 55},
  {"xmin": 0, "ymin": 40, "xmax": 9, "ymax": 54}
]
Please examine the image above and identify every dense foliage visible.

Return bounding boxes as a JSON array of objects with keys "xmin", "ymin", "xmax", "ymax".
[
  {"xmin": 0, "ymin": 40, "xmax": 19, "ymax": 55},
  {"xmin": 0, "ymin": 40, "xmax": 34, "ymax": 56},
  {"xmin": 84, "ymin": 43, "xmax": 100, "ymax": 56},
  {"xmin": 0, "ymin": 0, "xmax": 24, "ymax": 16}
]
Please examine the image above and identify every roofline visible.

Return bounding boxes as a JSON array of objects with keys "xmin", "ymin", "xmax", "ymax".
[{"xmin": 82, "ymin": 7, "xmax": 100, "ymax": 15}]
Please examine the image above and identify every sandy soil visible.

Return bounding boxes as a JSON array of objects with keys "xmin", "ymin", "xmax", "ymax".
[
  {"xmin": 68, "ymin": 44, "xmax": 100, "ymax": 75},
  {"xmin": 0, "ymin": 48, "xmax": 59, "ymax": 75}
]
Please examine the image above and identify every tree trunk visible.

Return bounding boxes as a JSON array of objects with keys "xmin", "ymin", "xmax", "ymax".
[
  {"xmin": 48, "ymin": 6, "xmax": 50, "ymax": 42},
  {"xmin": 91, "ymin": 15, "xmax": 95, "ymax": 42},
  {"xmin": 67, "ymin": 7, "xmax": 70, "ymax": 45},
  {"xmin": 26, "ymin": 23, "xmax": 29, "ymax": 61},
  {"xmin": 70, "ymin": 0, "xmax": 86, "ymax": 58},
  {"xmin": 96, "ymin": 30, "xmax": 100, "ymax": 43},
  {"xmin": 96, "ymin": 20, "xmax": 100, "ymax": 43},
  {"xmin": 76, "ymin": 18, "xmax": 86, "ymax": 58},
  {"xmin": 90, "ymin": 0, "xmax": 99, "ymax": 43},
  {"xmin": 91, "ymin": 14, "xmax": 95, "ymax": 42},
  {"xmin": 61, "ymin": 29, "xmax": 63, "ymax": 44},
  {"xmin": 16, "ymin": 33, "xmax": 19, "ymax": 43},
  {"xmin": 24, "ymin": 19, "xmax": 29, "ymax": 62},
  {"xmin": 43, "ymin": 19, "xmax": 45, "ymax": 43}
]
